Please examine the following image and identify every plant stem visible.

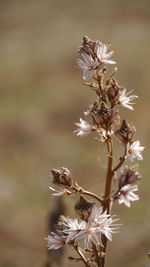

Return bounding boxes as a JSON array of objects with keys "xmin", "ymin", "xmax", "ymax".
[
  {"xmin": 92, "ymin": 243, "xmax": 102, "ymax": 267},
  {"xmin": 101, "ymin": 136, "xmax": 114, "ymax": 267},
  {"xmin": 73, "ymin": 244, "xmax": 91, "ymax": 267},
  {"xmin": 103, "ymin": 137, "xmax": 113, "ymax": 212},
  {"xmin": 72, "ymin": 186, "xmax": 103, "ymax": 204},
  {"xmin": 81, "ymin": 189, "xmax": 103, "ymax": 204}
]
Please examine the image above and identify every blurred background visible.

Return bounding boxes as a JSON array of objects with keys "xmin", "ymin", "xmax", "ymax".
[{"xmin": 0, "ymin": 0, "xmax": 150, "ymax": 266}]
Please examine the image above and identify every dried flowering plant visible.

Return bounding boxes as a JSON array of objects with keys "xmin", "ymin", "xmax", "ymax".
[{"xmin": 45, "ymin": 36, "xmax": 144, "ymax": 267}]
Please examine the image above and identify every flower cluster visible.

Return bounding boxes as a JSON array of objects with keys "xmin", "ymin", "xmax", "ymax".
[
  {"xmin": 74, "ymin": 36, "xmax": 142, "ymax": 146},
  {"xmin": 77, "ymin": 36, "xmax": 116, "ymax": 81},
  {"xmin": 45, "ymin": 36, "xmax": 144, "ymax": 267},
  {"xmin": 46, "ymin": 204, "xmax": 119, "ymax": 250},
  {"xmin": 114, "ymin": 165, "xmax": 141, "ymax": 207}
]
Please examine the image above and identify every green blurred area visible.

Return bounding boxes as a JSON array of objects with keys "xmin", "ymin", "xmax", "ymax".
[{"xmin": 0, "ymin": 0, "xmax": 150, "ymax": 266}]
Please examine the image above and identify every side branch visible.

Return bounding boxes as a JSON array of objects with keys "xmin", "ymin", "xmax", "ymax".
[
  {"xmin": 73, "ymin": 243, "xmax": 90, "ymax": 267},
  {"xmin": 112, "ymin": 150, "xmax": 126, "ymax": 173},
  {"xmin": 72, "ymin": 186, "xmax": 103, "ymax": 204}
]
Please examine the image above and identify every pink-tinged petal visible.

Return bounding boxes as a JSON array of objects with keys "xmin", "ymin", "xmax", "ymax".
[
  {"xmin": 103, "ymin": 59, "xmax": 116, "ymax": 64},
  {"xmin": 118, "ymin": 184, "xmax": 139, "ymax": 207},
  {"xmin": 118, "ymin": 89, "xmax": 138, "ymax": 110},
  {"xmin": 83, "ymin": 69, "xmax": 93, "ymax": 80},
  {"xmin": 104, "ymin": 50, "xmax": 114, "ymax": 59},
  {"xmin": 45, "ymin": 233, "xmax": 66, "ymax": 250},
  {"xmin": 74, "ymin": 118, "xmax": 94, "ymax": 137},
  {"xmin": 77, "ymin": 59, "xmax": 87, "ymax": 69},
  {"xmin": 82, "ymin": 53, "xmax": 94, "ymax": 65},
  {"xmin": 49, "ymin": 186, "xmax": 72, "ymax": 196},
  {"xmin": 97, "ymin": 43, "xmax": 116, "ymax": 64},
  {"xmin": 77, "ymin": 52, "xmax": 98, "ymax": 80}
]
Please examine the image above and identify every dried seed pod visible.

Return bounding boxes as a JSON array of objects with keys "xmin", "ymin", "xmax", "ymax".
[
  {"xmin": 107, "ymin": 83, "xmax": 123, "ymax": 107},
  {"xmin": 51, "ymin": 167, "xmax": 73, "ymax": 187},
  {"xmin": 117, "ymin": 165, "xmax": 141, "ymax": 188},
  {"xmin": 74, "ymin": 196, "xmax": 95, "ymax": 221},
  {"xmin": 91, "ymin": 103, "xmax": 118, "ymax": 130},
  {"xmin": 115, "ymin": 119, "xmax": 136, "ymax": 145}
]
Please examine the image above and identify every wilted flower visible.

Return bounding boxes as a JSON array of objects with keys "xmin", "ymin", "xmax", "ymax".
[
  {"xmin": 74, "ymin": 118, "xmax": 94, "ymax": 137},
  {"xmin": 49, "ymin": 186, "xmax": 72, "ymax": 196},
  {"xmin": 118, "ymin": 184, "xmax": 139, "ymax": 207},
  {"xmin": 45, "ymin": 233, "xmax": 66, "ymax": 250},
  {"xmin": 127, "ymin": 141, "xmax": 144, "ymax": 161},
  {"xmin": 107, "ymin": 83, "xmax": 120, "ymax": 107},
  {"xmin": 117, "ymin": 165, "xmax": 141, "ymax": 188},
  {"xmin": 75, "ymin": 196, "xmax": 95, "ymax": 221},
  {"xmin": 77, "ymin": 52, "xmax": 98, "ymax": 80},
  {"xmin": 115, "ymin": 120, "xmax": 136, "ymax": 145},
  {"xmin": 97, "ymin": 43, "xmax": 116, "ymax": 65},
  {"xmin": 118, "ymin": 89, "xmax": 138, "ymax": 110}
]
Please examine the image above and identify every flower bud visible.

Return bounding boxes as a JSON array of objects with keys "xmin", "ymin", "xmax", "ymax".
[
  {"xmin": 51, "ymin": 167, "xmax": 73, "ymax": 187},
  {"xmin": 74, "ymin": 196, "xmax": 95, "ymax": 221},
  {"xmin": 79, "ymin": 35, "xmax": 102, "ymax": 60},
  {"xmin": 115, "ymin": 119, "xmax": 136, "ymax": 145},
  {"xmin": 79, "ymin": 36, "xmax": 94, "ymax": 57}
]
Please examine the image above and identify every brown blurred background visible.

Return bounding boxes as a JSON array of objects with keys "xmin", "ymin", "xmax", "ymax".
[{"xmin": 0, "ymin": 0, "xmax": 150, "ymax": 266}]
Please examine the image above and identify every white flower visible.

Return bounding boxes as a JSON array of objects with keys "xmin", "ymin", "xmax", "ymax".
[
  {"xmin": 45, "ymin": 233, "xmax": 66, "ymax": 250},
  {"xmin": 74, "ymin": 118, "xmax": 94, "ymax": 137},
  {"xmin": 49, "ymin": 186, "xmax": 72, "ymax": 196},
  {"xmin": 87, "ymin": 205, "xmax": 119, "ymax": 242},
  {"xmin": 50, "ymin": 205, "xmax": 119, "ymax": 249},
  {"xmin": 97, "ymin": 43, "xmax": 116, "ymax": 64},
  {"xmin": 60, "ymin": 217, "xmax": 86, "ymax": 243},
  {"xmin": 127, "ymin": 141, "xmax": 144, "ymax": 161},
  {"xmin": 58, "ymin": 217, "xmax": 98, "ymax": 247},
  {"xmin": 118, "ymin": 89, "xmax": 138, "ymax": 110},
  {"xmin": 77, "ymin": 52, "xmax": 98, "ymax": 80},
  {"xmin": 118, "ymin": 184, "xmax": 139, "ymax": 207},
  {"xmin": 72, "ymin": 205, "xmax": 119, "ymax": 247},
  {"xmin": 79, "ymin": 224, "xmax": 100, "ymax": 248}
]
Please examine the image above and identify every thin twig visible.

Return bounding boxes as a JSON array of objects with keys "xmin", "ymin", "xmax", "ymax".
[
  {"xmin": 73, "ymin": 244, "xmax": 91, "ymax": 267},
  {"xmin": 112, "ymin": 150, "xmax": 127, "ymax": 173},
  {"xmin": 72, "ymin": 186, "xmax": 103, "ymax": 204},
  {"xmin": 106, "ymin": 68, "xmax": 117, "ymax": 86}
]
